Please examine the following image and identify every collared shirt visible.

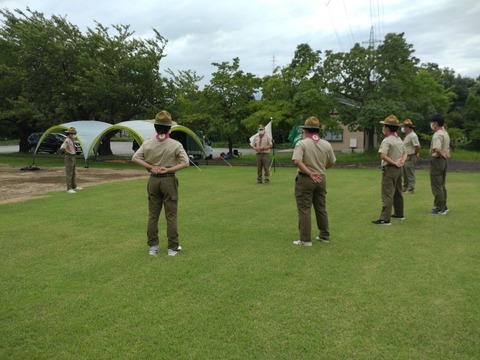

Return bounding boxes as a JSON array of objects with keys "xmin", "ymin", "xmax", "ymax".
[
  {"xmin": 379, "ymin": 134, "xmax": 405, "ymax": 167},
  {"xmin": 430, "ymin": 128, "xmax": 450, "ymax": 158},
  {"xmin": 60, "ymin": 137, "xmax": 76, "ymax": 155},
  {"xmin": 250, "ymin": 133, "xmax": 272, "ymax": 154},
  {"xmin": 404, "ymin": 131, "xmax": 420, "ymax": 155},
  {"xmin": 133, "ymin": 137, "xmax": 189, "ymax": 167},
  {"xmin": 292, "ymin": 137, "xmax": 336, "ymax": 175}
]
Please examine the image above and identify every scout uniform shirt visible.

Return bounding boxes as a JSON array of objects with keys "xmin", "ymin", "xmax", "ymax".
[
  {"xmin": 404, "ymin": 131, "xmax": 420, "ymax": 155},
  {"xmin": 292, "ymin": 135, "xmax": 336, "ymax": 174},
  {"xmin": 379, "ymin": 134, "xmax": 404, "ymax": 167},
  {"xmin": 60, "ymin": 137, "xmax": 76, "ymax": 155},
  {"xmin": 250, "ymin": 133, "xmax": 272, "ymax": 154},
  {"xmin": 430, "ymin": 128, "xmax": 450, "ymax": 158},
  {"xmin": 133, "ymin": 136, "xmax": 189, "ymax": 167}
]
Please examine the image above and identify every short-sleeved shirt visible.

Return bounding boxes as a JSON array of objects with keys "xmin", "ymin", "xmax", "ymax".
[
  {"xmin": 404, "ymin": 131, "xmax": 420, "ymax": 155},
  {"xmin": 250, "ymin": 133, "xmax": 272, "ymax": 154},
  {"xmin": 430, "ymin": 128, "xmax": 450, "ymax": 158},
  {"xmin": 60, "ymin": 137, "xmax": 76, "ymax": 155},
  {"xmin": 133, "ymin": 137, "xmax": 189, "ymax": 167},
  {"xmin": 292, "ymin": 137, "xmax": 336, "ymax": 175},
  {"xmin": 379, "ymin": 134, "xmax": 405, "ymax": 167}
]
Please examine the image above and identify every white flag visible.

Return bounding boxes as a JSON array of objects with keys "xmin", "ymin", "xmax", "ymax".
[{"xmin": 249, "ymin": 120, "xmax": 273, "ymax": 144}]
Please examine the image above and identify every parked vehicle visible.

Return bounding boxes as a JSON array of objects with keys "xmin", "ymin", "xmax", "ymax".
[{"xmin": 28, "ymin": 132, "xmax": 82, "ymax": 154}]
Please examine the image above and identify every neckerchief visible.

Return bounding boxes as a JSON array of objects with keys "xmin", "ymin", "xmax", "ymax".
[
  {"xmin": 258, "ymin": 133, "xmax": 264, "ymax": 146},
  {"xmin": 306, "ymin": 133, "xmax": 320, "ymax": 143},
  {"xmin": 156, "ymin": 133, "xmax": 170, "ymax": 142}
]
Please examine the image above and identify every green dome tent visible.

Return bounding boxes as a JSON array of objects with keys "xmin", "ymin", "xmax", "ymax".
[{"xmin": 33, "ymin": 120, "xmax": 208, "ymax": 167}]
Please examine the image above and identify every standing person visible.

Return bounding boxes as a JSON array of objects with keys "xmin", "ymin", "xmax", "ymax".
[
  {"xmin": 250, "ymin": 124, "xmax": 272, "ymax": 184},
  {"xmin": 132, "ymin": 111, "xmax": 190, "ymax": 257},
  {"xmin": 372, "ymin": 115, "xmax": 407, "ymax": 225},
  {"xmin": 292, "ymin": 116, "xmax": 336, "ymax": 246},
  {"xmin": 429, "ymin": 114, "xmax": 450, "ymax": 215},
  {"xmin": 401, "ymin": 119, "xmax": 421, "ymax": 194},
  {"xmin": 60, "ymin": 127, "xmax": 82, "ymax": 194}
]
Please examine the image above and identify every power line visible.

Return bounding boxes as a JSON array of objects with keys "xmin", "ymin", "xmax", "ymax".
[{"xmin": 342, "ymin": 0, "xmax": 356, "ymax": 46}]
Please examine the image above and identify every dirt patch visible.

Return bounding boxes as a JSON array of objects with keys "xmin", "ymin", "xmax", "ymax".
[
  {"xmin": 2, "ymin": 159, "xmax": 478, "ymax": 205},
  {"xmin": 0, "ymin": 164, "xmax": 146, "ymax": 205}
]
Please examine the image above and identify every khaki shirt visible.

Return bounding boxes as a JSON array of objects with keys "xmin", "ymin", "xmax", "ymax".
[
  {"xmin": 133, "ymin": 137, "xmax": 189, "ymax": 167},
  {"xmin": 60, "ymin": 137, "xmax": 76, "ymax": 155},
  {"xmin": 379, "ymin": 134, "xmax": 405, "ymax": 167},
  {"xmin": 404, "ymin": 131, "xmax": 420, "ymax": 155},
  {"xmin": 250, "ymin": 133, "xmax": 272, "ymax": 154},
  {"xmin": 292, "ymin": 137, "xmax": 336, "ymax": 175},
  {"xmin": 430, "ymin": 128, "xmax": 450, "ymax": 158}
]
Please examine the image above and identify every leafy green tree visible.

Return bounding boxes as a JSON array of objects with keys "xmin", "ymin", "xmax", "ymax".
[
  {"xmin": 463, "ymin": 82, "xmax": 480, "ymax": 149},
  {"xmin": 322, "ymin": 32, "xmax": 454, "ymax": 150},
  {"xmin": 162, "ymin": 69, "xmax": 209, "ymax": 130},
  {"xmin": 0, "ymin": 8, "xmax": 168, "ymax": 152},
  {"xmin": 249, "ymin": 44, "xmax": 336, "ymax": 144},
  {"xmin": 77, "ymin": 23, "xmax": 167, "ymax": 123},
  {"xmin": 0, "ymin": 8, "xmax": 86, "ymax": 150},
  {"xmin": 203, "ymin": 57, "xmax": 261, "ymax": 153}
]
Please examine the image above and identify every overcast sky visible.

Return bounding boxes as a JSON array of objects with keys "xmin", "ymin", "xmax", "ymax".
[{"xmin": 2, "ymin": 0, "xmax": 479, "ymax": 85}]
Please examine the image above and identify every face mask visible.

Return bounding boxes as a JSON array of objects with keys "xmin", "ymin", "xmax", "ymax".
[
  {"xmin": 258, "ymin": 130, "xmax": 265, "ymax": 135},
  {"xmin": 430, "ymin": 123, "xmax": 436, "ymax": 131},
  {"xmin": 401, "ymin": 128, "xmax": 406, "ymax": 134}
]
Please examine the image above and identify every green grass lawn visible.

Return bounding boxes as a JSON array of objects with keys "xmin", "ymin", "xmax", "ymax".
[{"xmin": 1, "ymin": 165, "xmax": 479, "ymax": 359}]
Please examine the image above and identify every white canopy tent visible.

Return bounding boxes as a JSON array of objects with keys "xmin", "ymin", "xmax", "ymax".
[{"xmin": 33, "ymin": 120, "xmax": 206, "ymax": 167}]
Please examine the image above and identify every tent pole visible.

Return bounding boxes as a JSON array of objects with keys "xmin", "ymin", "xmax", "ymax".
[{"xmin": 189, "ymin": 158, "xmax": 202, "ymax": 171}]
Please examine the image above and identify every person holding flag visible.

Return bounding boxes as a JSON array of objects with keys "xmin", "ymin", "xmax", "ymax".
[
  {"xmin": 250, "ymin": 123, "xmax": 272, "ymax": 184},
  {"xmin": 292, "ymin": 116, "xmax": 336, "ymax": 246}
]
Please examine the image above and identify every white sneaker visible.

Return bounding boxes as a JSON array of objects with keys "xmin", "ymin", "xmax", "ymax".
[
  {"xmin": 293, "ymin": 240, "xmax": 312, "ymax": 247},
  {"xmin": 168, "ymin": 246, "xmax": 182, "ymax": 256},
  {"xmin": 315, "ymin": 236, "xmax": 330, "ymax": 243},
  {"xmin": 67, "ymin": 189, "xmax": 76, "ymax": 194},
  {"xmin": 149, "ymin": 245, "xmax": 159, "ymax": 256},
  {"xmin": 74, "ymin": 187, "xmax": 83, "ymax": 191}
]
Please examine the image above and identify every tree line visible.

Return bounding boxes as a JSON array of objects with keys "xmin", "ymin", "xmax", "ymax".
[{"xmin": 1, "ymin": 8, "xmax": 479, "ymax": 153}]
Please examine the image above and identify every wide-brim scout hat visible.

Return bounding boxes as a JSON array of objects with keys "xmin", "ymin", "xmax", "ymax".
[
  {"xmin": 300, "ymin": 116, "xmax": 320, "ymax": 129},
  {"xmin": 154, "ymin": 111, "xmax": 174, "ymax": 126},
  {"xmin": 379, "ymin": 115, "xmax": 400, "ymax": 126},
  {"xmin": 65, "ymin": 127, "xmax": 77, "ymax": 134},
  {"xmin": 258, "ymin": 124, "xmax": 265, "ymax": 130},
  {"xmin": 402, "ymin": 119, "xmax": 415, "ymax": 128}
]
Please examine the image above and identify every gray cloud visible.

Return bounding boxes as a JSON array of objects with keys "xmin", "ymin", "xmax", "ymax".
[{"xmin": 2, "ymin": 0, "xmax": 479, "ymax": 82}]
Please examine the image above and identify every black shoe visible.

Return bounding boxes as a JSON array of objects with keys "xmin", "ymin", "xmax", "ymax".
[
  {"xmin": 391, "ymin": 215, "xmax": 405, "ymax": 220},
  {"xmin": 372, "ymin": 219, "xmax": 391, "ymax": 225},
  {"xmin": 315, "ymin": 236, "xmax": 330, "ymax": 243}
]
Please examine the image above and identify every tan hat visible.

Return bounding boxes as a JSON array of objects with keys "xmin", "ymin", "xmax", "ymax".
[
  {"xmin": 300, "ymin": 116, "xmax": 320, "ymax": 129},
  {"xmin": 65, "ymin": 127, "xmax": 77, "ymax": 134},
  {"xmin": 154, "ymin": 110, "xmax": 174, "ymax": 126},
  {"xmin": 258, "ymin": 124, "xmax": 265, "ymax": 130},
  {"xmin": 379, "ymin": 115, "xmax": 400, "ymax": 126},
  {"xmin": 402, "ymin": 119, "xmax": 415, "ymax": 128}
]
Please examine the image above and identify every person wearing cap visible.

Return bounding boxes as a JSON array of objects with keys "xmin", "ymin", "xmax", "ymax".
[
  {"xmin": 250, "ymin": 124, "xmax": 272, "ymax": 183},
  {"xmin": 132, "ymin": 110, "xmax": 190, "ymax": 257},
  {"xmin": 401, "ymin": 119, "xmax": 421, "ymax": 194},
  {"xmin": 372, "ymin": 115, "xmax": 407, "ymax": 225},
  {"xmin": 291, "ymin": 116, "xmax": 336, "ymax": 246},
  {"xmin": 60, "ymin": 127, "xmax": 82, "ymax": 194},
  {"xmin": 429, "ymin": 114, "xmax": 451, "ymax": 215}
]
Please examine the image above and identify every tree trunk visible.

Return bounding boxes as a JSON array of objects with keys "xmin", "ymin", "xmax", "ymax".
[
  {"xmin": 97, "ymin": 132, "xmax": 115, "ymax": 155},
  {"xmin": 365, "ymin": 128, "xmax": 376, "ymax": 151},
  {"xmin": 18, "ymin": 124, "xmax": 35, "ymax": 153}
]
